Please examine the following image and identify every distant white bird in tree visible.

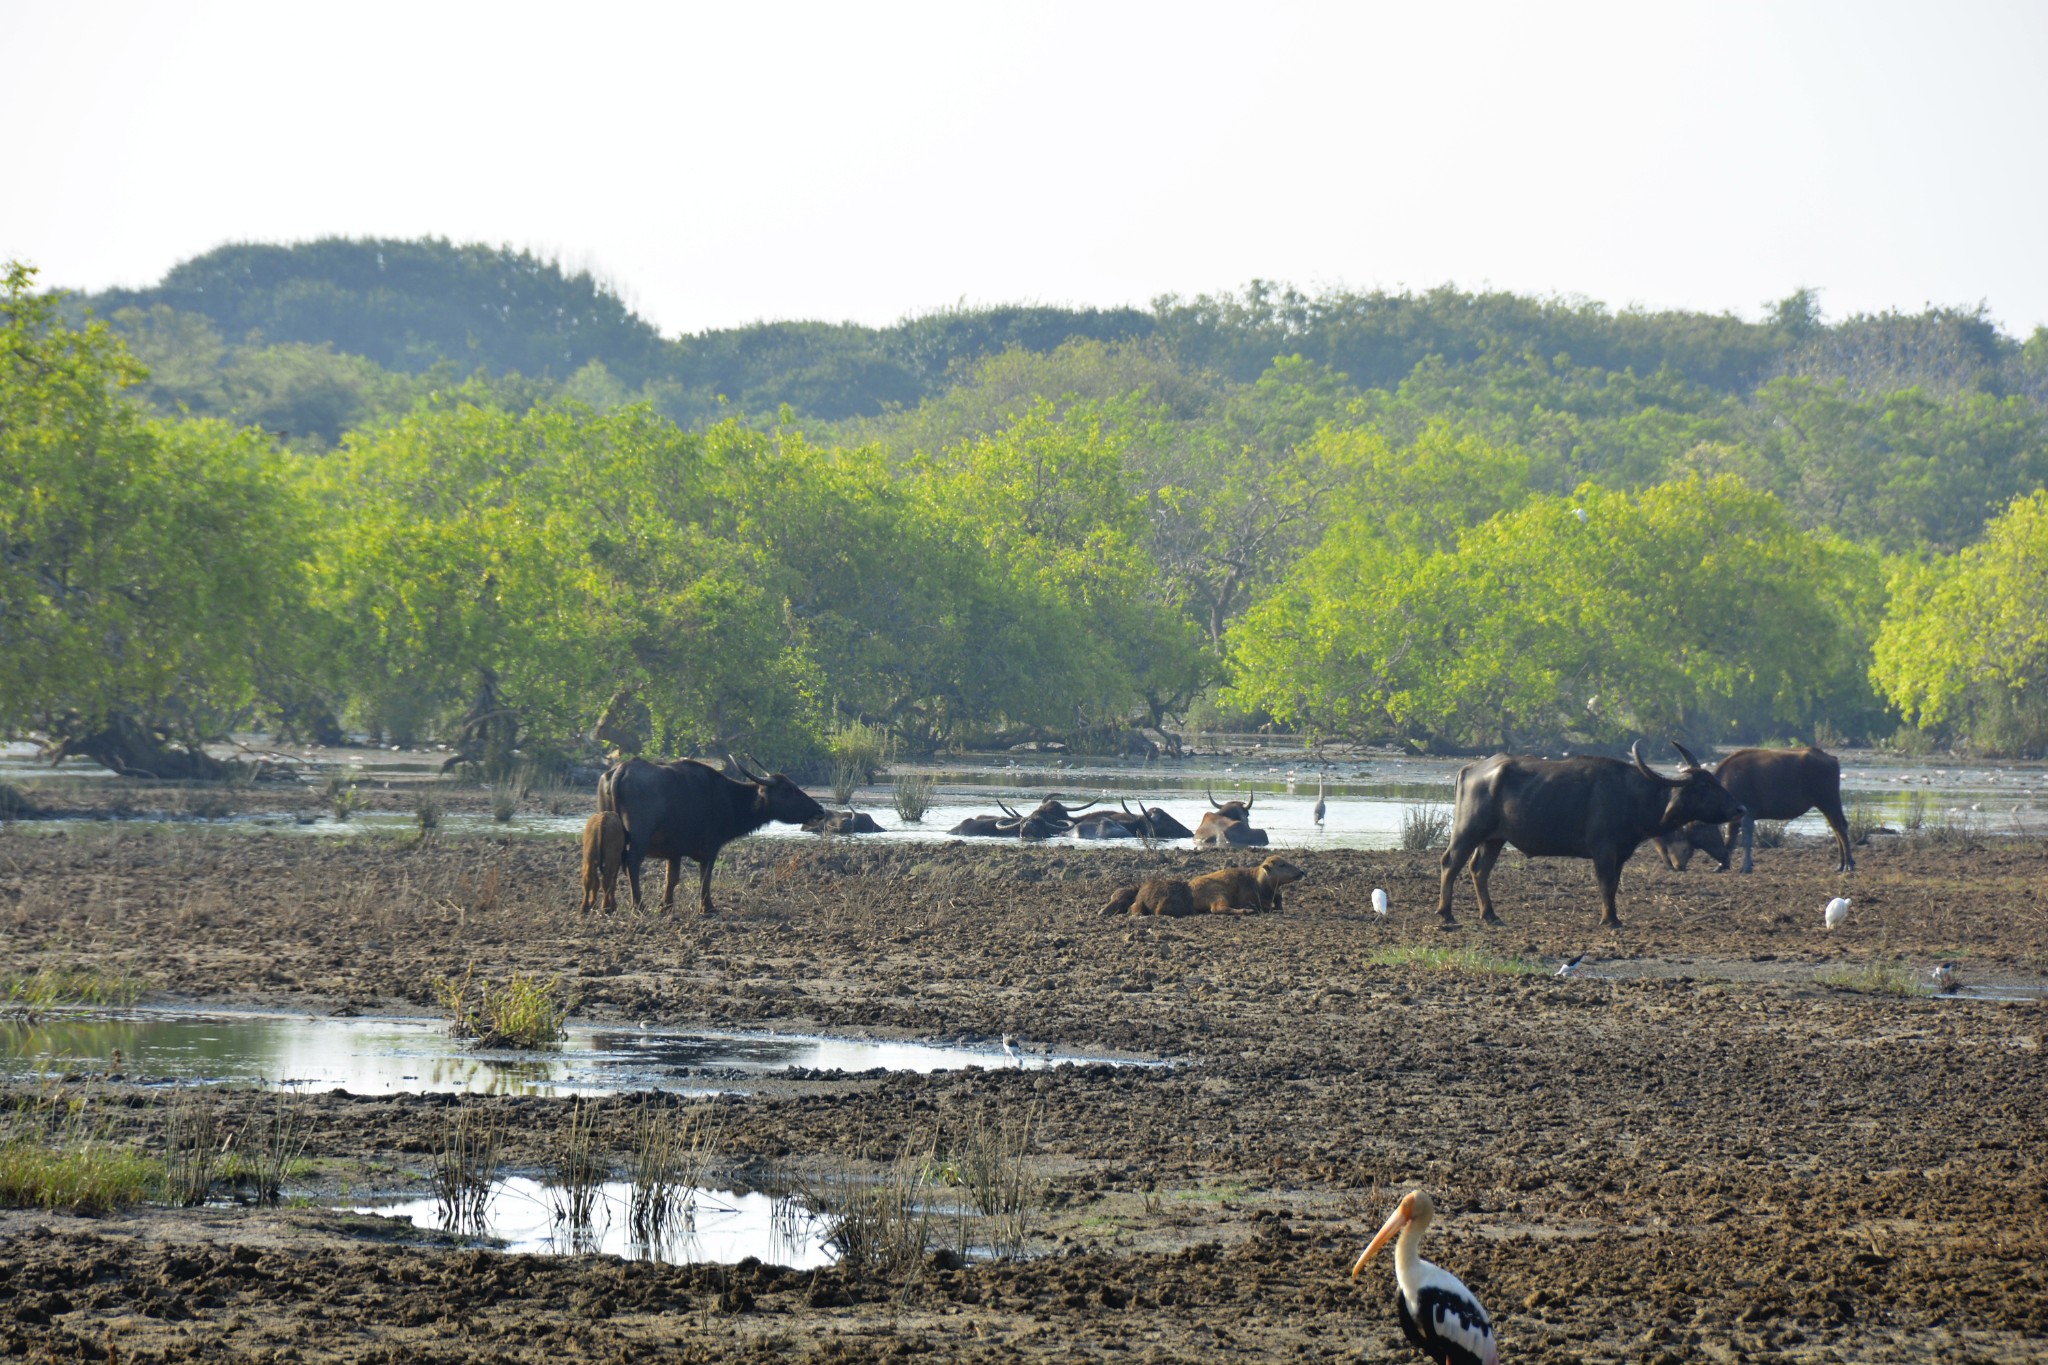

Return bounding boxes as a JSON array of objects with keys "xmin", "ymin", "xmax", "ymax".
[
  {"xmin": 1824, "ymin": 896, "xmax": 1851, "ymax": 930},
  {"xmin": 1555, "ymin": 953, "xmax": 1587, "ymax": 978},
  {"xmin": 1574, "ymin": 506, "xmax": 1588, "ymax": 524},
  {"xmin": 1352, "ymin": 1189, "xmax": 1499, "ymax": 1365},
  {"xmin": 1371, "ymin": 888, "xmax": 1390, "ymax": 916}
]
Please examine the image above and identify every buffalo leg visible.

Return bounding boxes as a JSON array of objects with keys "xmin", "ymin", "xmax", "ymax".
[
  {"xmin": 623, "ymin": 847, "xmax": 646, "ymax": 911},
  {"xmin": 1468, "ymin": 840, "xmax": 1506, "ymax": 925},
  {"xmin": 1438, "ymin": 840, "xmax": 1481, "ymax": 924},
  {"xmin": 1736, "ymin": 815, "xmax": 1757, "ymax": 874},
  {"xmin": 1818, "ymin": 798, "xmax": 1855, "ymax": 872},
  {"xmin": 698, "ymin": 856, "xmax": 717, "ymax": 915},
  {"xmin": 661, "ymin": 857, "xmax": 682, "ymax": 910},
  {"xmin": 1593, "ymin": 850, "xmax": 1625, "ymax": 928}
]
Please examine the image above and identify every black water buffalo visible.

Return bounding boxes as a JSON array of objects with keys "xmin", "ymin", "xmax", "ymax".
[
  {"xmin": 1438, "ymin": 741, "xmax": 1745, "ymax": 929},
  {"xmin": 1717, "ymin": 746, "xmax": 1854, "ymax": 873},
  {"xmin": 806, "ymin": 809, "xmax": 884, "ymax": 835},
  {"xmin": 1195, "ymin": 788, "xmax": 1268, "ymax": 847},
  {"xmin": 599, "ymin": 754, "xmax": 826, "ymax": 914},
  {"xmin": 1647, "ymin": 818, "xmax": 1733, "ymax": 872},
  {"xmin": 1073, "ymin": 799, "xmax": 1196, "ymax": 840},
  {"xmin": 949, "ymin": 813, "xmax": 1022, "ymax": 837},
  {"xmin": 997, "ymin": 798, "xmax": 1074, "ymax": 840},
  {"xmin": 1647, "ymin": 745, "xmax": 1854, "ymax": 873}
]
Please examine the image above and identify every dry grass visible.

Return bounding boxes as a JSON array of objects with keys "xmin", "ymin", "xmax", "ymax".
[
  {"xmin": 1399, "ymin": 803, "xmax": 1451, "ymax": 852},
  {"xmin": 432, "ymin": 1105, "xmax": 504, "ymax": 1233}
]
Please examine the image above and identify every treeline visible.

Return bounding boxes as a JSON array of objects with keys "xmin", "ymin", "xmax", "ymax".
[{"xmin": 9, "ymin": 253, "xmax": 2048, "ymax": 771}]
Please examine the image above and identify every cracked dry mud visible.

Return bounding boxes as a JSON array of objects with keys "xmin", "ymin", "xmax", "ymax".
[{"xmin": 2, "ymin": 814, "xmax": 2045, "ymax": 1362}]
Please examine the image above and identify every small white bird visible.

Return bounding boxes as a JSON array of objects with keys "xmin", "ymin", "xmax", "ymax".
[
  {"xmin": 1574, "ymin": 506, "xmax": 1589, "ymax": 524},
  {"xmin": 1001, "ymin": 1033, "xmax": 1020, "ymax": 1067},
  {"xmin": 1555, "ymin": 952, "xmax": 1587, "ymax": 978},
  {"xmin": 1930, "ymin": 963, "xmax": 1956, "ymax": 993},
  {"xmin": 1824, "ymin": 896, "xmax": 1851, "ymax": 930},
  {"xmin": 1371, "ymin": 887, "xmax": 1390, "ymax": 916}
]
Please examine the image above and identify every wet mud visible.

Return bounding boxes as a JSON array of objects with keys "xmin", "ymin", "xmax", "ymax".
[{"xmin": 3, "ymin": 814, "xmax": 2046, "ymax": 1361}]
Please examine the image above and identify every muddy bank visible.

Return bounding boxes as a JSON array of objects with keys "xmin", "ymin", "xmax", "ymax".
[{"xmin": 3, "ymin": 823, "xmax": 2046, "ymax": 1361}]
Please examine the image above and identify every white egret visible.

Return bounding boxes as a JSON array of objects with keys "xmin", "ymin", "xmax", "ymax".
[
  {"xmin": 1824, "ymin": 896, "xmax": 1851, "ymax": 930},
  {"xmin": 1371, "ymin": 888, "xmax": 1390, "ymax": 915}
]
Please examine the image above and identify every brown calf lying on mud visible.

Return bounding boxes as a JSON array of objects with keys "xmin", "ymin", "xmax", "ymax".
[
  {"xmin": 1102, "ymin": 856, "xmax": 1306, "ymax": 916},
  {"xmin": 580, "ymin": 811, "xmax": 625, "ymax": 912}
]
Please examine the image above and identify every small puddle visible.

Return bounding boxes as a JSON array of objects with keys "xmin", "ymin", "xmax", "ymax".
[
  {"xmin": 351, "ymin": 1178, "xmax": 836, "ymax": 1267},
  {"xmin": 2, "ymin": 1008, "xmax": 1150, "ymax": 1095}
]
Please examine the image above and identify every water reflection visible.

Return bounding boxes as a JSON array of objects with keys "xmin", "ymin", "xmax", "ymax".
[
  {"xmin": 355, "ymin": 1176, "xmax": 836, "ymax": 1267},
  {"xmin": 1, "ymin": 1009, "xmax": 1138, "ymax": 1096}
]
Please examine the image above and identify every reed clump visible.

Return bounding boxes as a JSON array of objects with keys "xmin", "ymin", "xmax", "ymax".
[
  {"xmin": 433, "ymin": 966, "xmax": 570, "ymax": 1048},
  {"xmin": 1399, "ymin": 803, "xmax": 1451, "ymax": 852}
]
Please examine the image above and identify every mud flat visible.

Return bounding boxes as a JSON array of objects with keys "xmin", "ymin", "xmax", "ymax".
[{"xmin": 3, "ymin": 813, "xmax": 2046, "ymax": 1362}]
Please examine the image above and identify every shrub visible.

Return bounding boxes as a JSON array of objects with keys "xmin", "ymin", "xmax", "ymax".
[
  {"xmin": 1399, "ymin": 803, "xmax": 1451, "ymax": 852},
  {"xmin": 434, "ymin": 966, "xmax": 570, "ymax": 1049},
  {"xmin": 891, "ymin": 772, "xmax": 937, "ymax": 823}
]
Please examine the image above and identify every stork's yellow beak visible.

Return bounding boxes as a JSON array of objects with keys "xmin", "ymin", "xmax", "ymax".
[{"xmin": 1350, "ymin": 1200, "xmax": 1412, "ymax": 1277}]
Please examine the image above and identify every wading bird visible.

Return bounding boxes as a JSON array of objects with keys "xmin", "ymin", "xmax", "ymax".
[
  {"xmin": 1314, "ymin": 778, "xmax": 1327, "ymax": 827},
  {"xmin": 1352, "ymin": 1189, "xmax": 1498, "ymax": 1365},
  {"xmin": 1824, "ymin": 896, "xmax": 1851, "ymax": 930},
  {"xmin": 1555, "ymin": 952, "xmax": 1586, "ymax": 978},
  {"xmin": 1930, "ymin": 962, "xmax": 1955, "ymax": 993},
  {"xmin": 1371, "ymin": 887, "xmax": 1390, "ymax": 916},
  {"xmin": 1001, "ymin": 1033, "xmax": 1020, "ymax": 1067}
]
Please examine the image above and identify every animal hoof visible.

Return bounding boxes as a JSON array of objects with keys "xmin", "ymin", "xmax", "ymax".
[{"xmin": 1481, "ymin": 913, "xmax": 1504, "ymax": 926}]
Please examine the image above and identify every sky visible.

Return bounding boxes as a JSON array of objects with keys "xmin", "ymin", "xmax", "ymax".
[{"xmin": 5, "ymin": 0, "xmax": 2047, "ymax": 340}]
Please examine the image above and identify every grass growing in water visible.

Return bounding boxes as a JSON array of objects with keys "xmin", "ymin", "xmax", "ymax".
[
  {"xmin": 891, "ymin": 771, "xmax": 937, "ymax": 823},
  {"xmin": 0, "ymin": 781, "xmax": 35, "ymax": 821},
  {"xmin": 628, "ymin": 1100, "xmax": 725, "ymax": 1255},
  {"xmin": 5, "ymin": 963, "xmax": 149, "ymax": 1010},
  {"xmin": 1818, "ymin": 959, "xmax": 1927, "ymax": 996},
  {"xmin": 433, "ymin": 1105, "xmax": 504, "ymax": 1233},
  {"xmin": 544, "ymin": 1098, "xmax": 607, "ymax": 1238},
  {"xmin": 433, "ymin": 966, "xmax": 570, "ymax": 1048},
  {"xmin": 1368, "ymin": 943, "xmax": 1545, "ymax": 975},
  {"xmin": 1399, "ymin": 803, "xmax": 1451, "ymax": 852},
  {"xmin": 828, "ymin": 720, "xmax": 889, "ymax": 804},
  {"xmin": 413, "ymin": 791, "xmax": 444, "ymax": 838},
  {"xmin": 956, "ymin": 1104, "xmax": 1047, "ymax": 1260},
  {"xmin": 801, "ymin": 1142, "xmax": 936, "ymax": 1286}
]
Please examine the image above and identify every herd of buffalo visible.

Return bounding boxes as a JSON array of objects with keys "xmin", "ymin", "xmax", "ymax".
[{"xmin": 578, "ymin": 743, "xmax": 1854, "ymax": 928}]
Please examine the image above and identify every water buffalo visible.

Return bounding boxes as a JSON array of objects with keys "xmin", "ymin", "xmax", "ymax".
[
  {"xmin": 1647, "ymin": 818, "xmax": 1733, "ymax": 872},
  {"xmin": 579, "ymin": 811, "xmax": 624, "ymax": 912},
  {"xmin": 1714, "ymin": 746, "xmax": 1854, "ymax": 873},
  {"xmin": 599, "ymin": 754, "xmax": 826, "ymax": 914},
  {"xmin": 1102, "ymin": 855, "xmax": 1305, "ymax": 916},
  {"xmin": 949, "ymin": 813, "xmax": 1022, "ymax": 837},
  {"xmin": 806, "ymin": 809, "xmax": 884, "ymax": 835},
  {"xmin": 996, "ymin": 797, "xmax": 1090, "ymax": 840},
  {"xmin": 1438, "ymin": 741, "xmax": 1745, "ymax": 929},
  {"xmin": 1195, "ymin": 788, "xmax": 1267, "ymax": 847},
  {"xmin": 1071, "ymin": 800, "xmax": 1191, "ymax": 840}
]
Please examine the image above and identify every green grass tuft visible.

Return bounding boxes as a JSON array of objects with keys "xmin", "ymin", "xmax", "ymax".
[
  {"xmin": 0, "ymin": 1140, "xmax": 160, "ymax": 1212},
  {"xmin": 1817, "ymin": 959, "xmax": 1927, "ymax": 996},
  {"xmin": 5, "ymin": 963, "xmax": 150, "ymax": 1009},
  {"xmin": 434, "ymin": 966, "xmax": 570, "ymax": 1048},
  {"xmin": 1368, "ymin": 943, "xmax": 1545, "ymax": 975}
]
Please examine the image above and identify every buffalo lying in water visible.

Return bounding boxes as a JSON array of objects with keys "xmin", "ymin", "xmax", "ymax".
[
  {"xmin": 806, "ymin": 810, "xmax": 885, "ymax": 835},
  {"xmin": 1195, "ymin": 788, "xmax": 1267, "ymax": 847}
]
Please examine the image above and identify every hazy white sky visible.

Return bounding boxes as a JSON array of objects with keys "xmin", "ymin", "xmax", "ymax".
[{"xmin": 5, "ymin": 0, "xmax": 2046, "ymax": 338}]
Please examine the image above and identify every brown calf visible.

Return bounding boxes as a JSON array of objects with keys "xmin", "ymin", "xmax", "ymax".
[
  {"xmin": 1101, "ymin": 856, "xmax": 1306, "ymax": 916},
  {"xmin": 580, "ymin": 811, "xmax": 625, "ymax": 912}
]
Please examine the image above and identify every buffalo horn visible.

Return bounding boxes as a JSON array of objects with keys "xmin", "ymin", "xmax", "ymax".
[
  {"xmin": 1243, "ymin": 788, "xmax": 1254, "ymax": 814},
  {"xmin": 1631, "ymin": 739, "xmax": 1683, "ymax": 788},
  {"xmin": 996, "ymin": 799, "xmax": 1022, "ymax": 819},
  {"xmin": 1671, "ymin": 740, "xmax": 1705, "ymax": 773},
  {"xmin": 1206, "ymin": 785, "xmax": 1224, "ymax": 811}
]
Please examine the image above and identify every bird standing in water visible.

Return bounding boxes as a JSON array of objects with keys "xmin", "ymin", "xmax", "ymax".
[
  {"xmin": 1314, "ymin": 777, "xmax": 1327, "ymax": 828},
  {"xmin": 1352, "ymin": 1189, "xmax": 1498, "ymax": 1365}
]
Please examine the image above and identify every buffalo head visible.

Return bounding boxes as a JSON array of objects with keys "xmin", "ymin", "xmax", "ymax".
[
  {"xmin": 729, "ymin": 752, "xmax": 828, "ymax": 826},
  {"xmin": 1631, "ymin": 741, "xmax": 1743, "ymax": 832}
]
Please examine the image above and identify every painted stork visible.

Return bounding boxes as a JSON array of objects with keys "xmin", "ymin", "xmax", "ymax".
[
  {"xmin": 1823, "ymin": 896, "xmax": 1851, "ymax": 930},
  {"xmin": 1352, "ymin": 1189, "xmax": 1498, "ymax": 1365},
  {"xmin": 1371, "ymin": 887, "xmax": 1390, "ymax": 916}
]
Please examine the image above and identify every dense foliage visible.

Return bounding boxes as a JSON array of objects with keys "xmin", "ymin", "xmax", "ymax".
[{"xmin": 11, "ymin": 243, "xmax": 2048, "ymax": 763}]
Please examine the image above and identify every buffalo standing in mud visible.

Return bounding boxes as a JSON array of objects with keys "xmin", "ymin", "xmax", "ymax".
[
  {"xmin": 598, "ymin": 754, "xmax": 826, "ymax": 914},
  {"xmin": 1649, "ymin": 745, "xmax": 1854, "ymax": 874},
  {"xmin": 1438, "ymin": 741, "xmax": 1745, "ymax": 929},
  {"xmin": 579, "ymin": 811, "xmax": 625, "ymax": 912}
]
